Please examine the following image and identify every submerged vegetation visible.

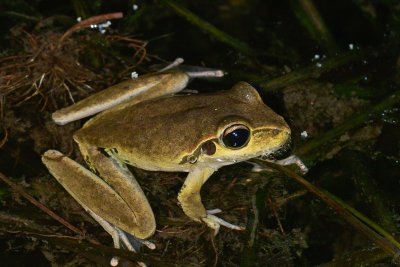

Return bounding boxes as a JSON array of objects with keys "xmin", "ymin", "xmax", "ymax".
[{"xmin": 0, "ymin": 0, "xmax": 400, "ymax": 266}]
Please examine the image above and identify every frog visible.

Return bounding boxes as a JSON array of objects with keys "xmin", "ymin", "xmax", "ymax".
[{"xmin": 41, "ymin": 66, "xmax": 307, "ymax": 266}]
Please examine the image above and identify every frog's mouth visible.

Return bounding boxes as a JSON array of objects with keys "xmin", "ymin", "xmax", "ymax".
[{"xmin": 260, "ymin": 137, "xmax": 292, "ymax": 161}]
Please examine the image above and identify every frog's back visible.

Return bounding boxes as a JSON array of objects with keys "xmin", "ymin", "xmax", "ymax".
[{"xmin": 74, "ymin": 83, "xmax": 287, "ymax": 172}]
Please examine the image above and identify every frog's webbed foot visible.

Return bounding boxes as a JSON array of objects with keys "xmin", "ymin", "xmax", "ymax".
[
  {"xmin": 275, "ymin": 155, "xmax": 309, "ymax": 174},
  {"xmin": 88, "ymin": 210, "xmax": 155, "ymax": 266},
  {"xmin": 102, "ymin": 224, "xmax": 155, "ymax": 267},
  {"xmin": 202, "ymin": 209, "xmax": 244, "ymax": 236},
  {"xmin": 253, "ymin": 154, "xmax": 309, "ymax": 174}
]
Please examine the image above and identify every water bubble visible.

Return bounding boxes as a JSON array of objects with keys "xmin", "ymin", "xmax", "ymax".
[
  {"xmin": 131, "ymin": 72, "xmax": 139, "ymax": 79},
  {"xmin": 381, "ymin": 107, "xmax": 400, "ymax": 125},
  {"xmin": 311, "ymin": 54, "xmax": 321, "ymax": 62},
  {"xmin": 91, "ymin": 21, "xmax": 112, "ymax": 34}
]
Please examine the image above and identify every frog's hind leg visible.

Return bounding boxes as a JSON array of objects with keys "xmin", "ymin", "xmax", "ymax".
[
  {"xmin": 42, "ymin": 149, "xmax": 155, "ymax": 265},
  {"xmin": 76, "ymin": 143, "xmax": 156, "ymax": 237},
  {"xmin": 52, "ymin": 71, "xmax": 191, "ymax": 125}
]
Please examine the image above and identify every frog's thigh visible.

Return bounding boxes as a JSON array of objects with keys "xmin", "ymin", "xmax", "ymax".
[
  {"xmin": 178, "ymin": 167, "xmax": 214, "ymax": 221},
  {"xmin": 42, "ymin": 149, "xmax": 155, "ymax": 239}
]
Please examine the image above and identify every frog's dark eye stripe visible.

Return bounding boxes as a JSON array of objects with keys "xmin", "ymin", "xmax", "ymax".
[{"xmin": 221, "ymin": 124, "xmax": 250, "ymax": 149}]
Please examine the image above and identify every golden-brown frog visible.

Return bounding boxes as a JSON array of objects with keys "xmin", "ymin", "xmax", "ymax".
[{"xmin": 42, "ymin": 68, "xmax": 306, "ymax": 266}]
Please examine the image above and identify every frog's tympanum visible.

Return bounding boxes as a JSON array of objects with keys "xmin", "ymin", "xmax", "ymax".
[{"xmin": 42, "ymin": 69, "xmax": 307, "ymax": 266}]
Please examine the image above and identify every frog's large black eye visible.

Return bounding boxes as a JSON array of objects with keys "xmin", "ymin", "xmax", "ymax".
[{"xmin": 221, "ymin": 125, "xmax": 250, "ymax": 149}]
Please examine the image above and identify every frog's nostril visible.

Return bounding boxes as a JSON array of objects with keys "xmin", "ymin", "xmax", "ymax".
[{"xmin": 271, "ymin": 129, "xmax": 280, "ymax": 136}]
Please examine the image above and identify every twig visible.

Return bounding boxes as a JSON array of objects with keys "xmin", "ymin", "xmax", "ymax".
[
  {"xmin": 0, "ymin": 171, "xmax": 84, "ymax": 236},
  {"xmin": 268, "ymin": 198, "xmax": 285, "ymax": 234},
  {"xmin": 0, "ymin": 127, "xmax": 8, "ymax": 148},
  {"xmin": 58, "ymin": 12, "xmax": 123, "ymax": 46},
  {"xmin": 0, "ymin": 217, "xmax": 176, "ymax": 267},
  {"xmin": 210, "ymin": 234, "xmax": 219, "ymax": 267},
  {"xmin": 3, "ymin": 11, "xmax": 41, "ymax": 22},
  {"xmin": 275, "ymin": 190, "xmax": 308, "ymax": 207}
]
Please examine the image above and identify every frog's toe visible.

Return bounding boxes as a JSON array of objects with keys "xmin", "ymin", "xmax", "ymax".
[
  {"xmin": 206, "ymin": 208, "xmax": 222, "ymax": 215},
  {"xmin": 110, "ymin": 257, "xmax": 120, "ymax": 267},
  {"xmin": 202, "ymin": 211, "xmax": 245, "ymax": 236},
  {"xmin": 276, "ymin": 155, "xmax": 309, "ymax": 174},
  {"xmin": 107, "ymin": 227, "xmax": 154, "ymax": 266}
]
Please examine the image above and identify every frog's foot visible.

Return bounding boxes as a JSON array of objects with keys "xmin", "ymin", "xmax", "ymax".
[
  {"xmin": 88, "ymin": 210, "xmax": 155, "ymax": 266},
  {"xmin": 157, "ymin": 57, "xmax": 184, "ymax": 72},
  {"xmin": 157, "ymin": 57, "xmax": 225, "ymax": 78},
  {"xmin": 257, "ymin": 154, "xmax": 309, "ymax": 174},
  {"xmin": 247, "ymin": 161, "xmax": 265, "ymax": 173},
  {"xmin": 110, "ymin": 229, "xmax": 156, "ymax": 267},
  {"xmin": 201, "ymin": 209, "xmax": 245, "ymax": 236},
  {"xmin": 275, "ymin": 155, "xmax": 309, "ymax": 174},
  {"xmin": 108, "ymin": 229, "xmax": 155, "ymax": 267},
  {"xmin": 186, "ymin": 69, "xmax": 224, "ymax": 78}
]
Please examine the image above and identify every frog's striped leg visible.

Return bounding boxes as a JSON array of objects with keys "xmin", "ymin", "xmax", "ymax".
[
  {"xmin": 178, "ymin": 167, "xmax": 245, "ymax": 235},
  {"xmin": 42, "ymin": 150, "xmax": 155, "ymax": 266}
]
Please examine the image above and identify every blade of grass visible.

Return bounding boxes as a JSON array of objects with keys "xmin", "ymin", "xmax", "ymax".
[
  {"xmin": 290, "ymin": 0, "xmax": 339, "ymax": 54},
  {"xmin": 297, "ymin": 89, "xmax": 400, "ymax": 165},
  {"xmin": 161, "ymin": 0, "xmax": 256, "ymax": 56},
  {"xmin": 252, "ymin": 160, "xmax": 400, "ymax": 260},
  {"xmin": 258, "ymin": 46, "xmax": 374, "ymax": 90}
]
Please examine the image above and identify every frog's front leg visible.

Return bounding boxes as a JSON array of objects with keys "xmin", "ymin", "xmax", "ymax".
[{"xmin": 178, "ymin": 167, "xmax": 244, "ymax": 235}]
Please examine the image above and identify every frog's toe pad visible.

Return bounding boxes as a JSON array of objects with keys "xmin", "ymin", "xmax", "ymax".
[
  {"xmin": 110, "ymin": 257, "xmax": 119, "ymax": 266},
  {"xmin": 202, "ymin": 211, "xmax": 244, "ymax": 236},
  {"xmin": 276, "ymin": 155, "xmax": 309, "ymax": 174}
]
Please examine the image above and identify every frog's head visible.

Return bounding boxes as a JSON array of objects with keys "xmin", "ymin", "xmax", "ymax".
[{"xmin": 191, "ymin": 82, "xmax": 291, "ymax": 169}]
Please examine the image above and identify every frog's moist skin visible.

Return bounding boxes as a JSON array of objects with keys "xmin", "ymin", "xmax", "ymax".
[{"xmin": 42, "ymin": 70, "xmax": 304, "ymax": 266}]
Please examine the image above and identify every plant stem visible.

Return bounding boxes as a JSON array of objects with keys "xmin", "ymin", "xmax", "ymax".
[
  {"xmin": 253, "ymin": 160, "xmax": 400, "ymax": 259},
  {"xmin": 161, "ymin": 0, "xmax": 256, "ymax": 56},
  {"xmin": 297, "ymin": 89, "xmax": 400, "ymax": 164}
]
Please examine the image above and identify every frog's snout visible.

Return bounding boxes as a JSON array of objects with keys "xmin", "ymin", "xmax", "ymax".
[
  {"xmin": 274, "ymin": 137, "xmax": 292, "ymax": 158},
  {"xmin": 261, "ymin": 136, "xmax": 292, "ymax": 161}
]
